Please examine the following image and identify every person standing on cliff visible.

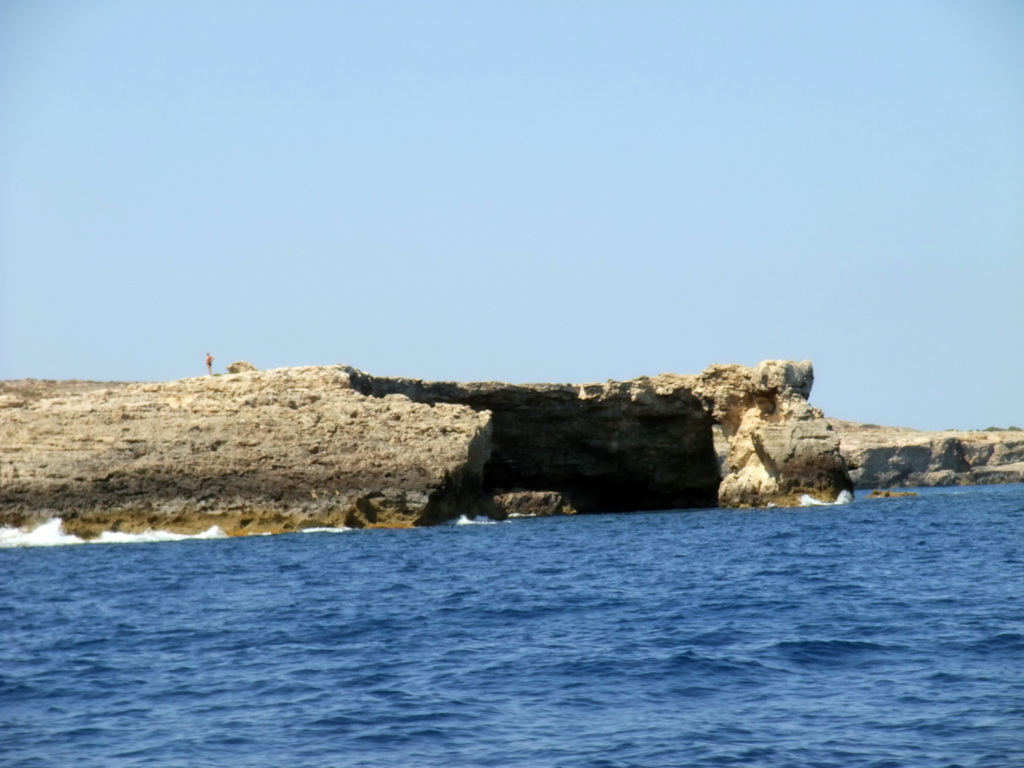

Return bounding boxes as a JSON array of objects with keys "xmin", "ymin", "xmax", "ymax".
[{"xmin": 205, "ymin": 353, "xmax": 214, "ymax": 375}]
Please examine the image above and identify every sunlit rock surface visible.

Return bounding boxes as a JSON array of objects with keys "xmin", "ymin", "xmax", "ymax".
[
  {"xmin": 830, "ymin": 420, "xmax": 1024, "ymax": 488},
  {"xmin": 693, "ymin": 360, "xmax": 853, "ymax": 507},
  {"xmin": 0, "ymin": 367, "xmax": 492, "ymax": 537},
  {"xmin": 344, "ymin": 359, "xmax": 852, "ymax": 510},
  {"xmin": 1, "ymin": 360, "xmax": 857, "ymax": 538}
]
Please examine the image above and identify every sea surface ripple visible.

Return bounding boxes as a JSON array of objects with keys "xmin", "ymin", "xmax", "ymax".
[{"xmin": 2, "ymin": 485, "xmax": 1022, "ymax": 767}]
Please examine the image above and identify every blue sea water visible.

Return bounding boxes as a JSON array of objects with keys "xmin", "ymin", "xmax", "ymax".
[{"xmin": 2, "ymin": 485, "xmax": 1022, "ymax": 768}]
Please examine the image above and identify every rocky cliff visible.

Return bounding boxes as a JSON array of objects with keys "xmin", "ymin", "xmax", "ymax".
[
  {"xmin": 693, "ymin": 360, "xmax": 853, "ymax": 507},
  {"xmin": 0, "ymin": 367, "xmax": 492, "ymax": 537},
  {"xmin": 829, "ymin": 420, "xmax": 1024, "ymax": 488},
  {"xmin": 342, "ymin": 368, "xmax": 721, "ymax": 512},
  {"xmin": 0, "ymin": 359, "xmax": 854, "ymax": 537},
  {"xmin": 343, "ymin": 359, "xmax": 852, "ymax": 510}
]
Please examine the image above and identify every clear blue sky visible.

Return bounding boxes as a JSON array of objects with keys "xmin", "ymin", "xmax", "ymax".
[{"xmin": 2, "ymin": 1, "xmax": 1022, "ymax": 430}]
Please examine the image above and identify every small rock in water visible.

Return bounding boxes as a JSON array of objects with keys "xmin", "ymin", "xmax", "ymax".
[{"xmin": 867, "ymin": 489, "xmax": 919, "ymax": 498}]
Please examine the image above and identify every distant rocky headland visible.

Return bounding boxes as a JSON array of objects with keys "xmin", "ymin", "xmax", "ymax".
[
  {"xmin": 828, "ymin": 420, "xmax": 1024, "ymax": 489},
  {"xmin": 1, "ymin": 360, "xmax": 855, "ymax": 537}
]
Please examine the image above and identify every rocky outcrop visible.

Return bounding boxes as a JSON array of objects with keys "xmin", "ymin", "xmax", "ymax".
[
  {"xmin": 492, "ymin": 491, "xmax": 578, "ymax": 518},
  {"xmin": 343, "ymin": 359, "xmax": 852, "ymax": 510},
  {"xmin": 226, "ymin": 361, "xmax": 258, "ymax": 374},
  {"xmin": 1, "ymin": 360, "xmax": 855, "ymax": 537},
  {"xmin": 342, "ymin": 367, "xmax": 722, "ymax": 512},
  {"xmin": 830, "ymin": 420, "xmax": 1024, "ymax": 488},
  {"xmin": 0, "ymin": 367, "xmax": 492, "ymax": 537},
  {"xmin": 694, "ymin": 360, "xmax": 853, "ymax": 507}
]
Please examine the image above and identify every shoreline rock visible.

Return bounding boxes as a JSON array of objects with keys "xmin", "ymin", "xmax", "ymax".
[
  {"xmin": 694, "ymin": 360, "xmax": 852, "ymax": 508},
  {"xmin": 344, "ymin": 359, "xmax": 852, "ymax": 510},
  {"xmin": 0, "ymin": 367, "xmax": 492, "ymax": 537},
  {"xmin": 829, "ymin": 420, "xmax": 1024, "ymax": 489},
  {"xmin": 492, "ymin": 490, "xmax": 578, "ymax": 518},
  {"xmin": 1, "ymin": 360, "xmax": 856, "ymax": 536},
  {"xmin": 342, "ymin": 367, "xmax": 722, "ymax": 512}
]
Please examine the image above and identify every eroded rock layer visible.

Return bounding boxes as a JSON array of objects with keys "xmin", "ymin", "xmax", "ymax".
[
  {"xmin": 343, "ymin": 360, "xmax": 852, "ymax": 510},
  {"xmin": 0, "ymin": 367, "xmax": 492, "ymax": 537},
  {"xmin": 1, "ymin": 359, "xmax": 855, "ymax": 534},
  {"xmin": 694, "ymin": 361, "xmax": 853, "ymax": 507},
  {"xmin": 830, "ymin": 420, "xmax": 1024, "ymax": 488},
  {"xmin": 342, "ymin": 368, "xmax": 721, "ymax": 512}
]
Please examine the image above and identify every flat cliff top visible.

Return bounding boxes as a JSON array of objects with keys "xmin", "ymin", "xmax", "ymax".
[
  {"xmin": 0, "ymin": 378, "xmax": 129, "ymax": 403},
  {"xmin": 1, "ymin": 368, "xmax": 488, "ymax": 489},
  {"xmin": 829, "ymin": 419, "xmax": 1024, "ymax": 448}
]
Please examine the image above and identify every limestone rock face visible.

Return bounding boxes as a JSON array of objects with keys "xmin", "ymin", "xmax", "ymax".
[
  {"xmin": 694, "ymin": 361, "xmax": 852, "ymax": 507},
  {"xmin": 1, "ymin": 359, "xmax": 856, "ymax": 531},
  {"xmin": 342, "ymin": 368, "xmax": 721, "ymax": 512},
  {"xmin": 343, "ymin": 360, "xmax": 852, "ymax": 510},
  {"xmin": 0, "ymin": 367, "xmax": 492, "ymax": 537},
  {"xmin": 226, "ymin": 361, "xmax": 258, "ymax": 374},
  {"xmin": 830, "ymin": 421, "xmax": 1024, "ymax": 488}
]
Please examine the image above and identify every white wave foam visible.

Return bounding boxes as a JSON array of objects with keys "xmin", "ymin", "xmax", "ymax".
[
  {"xmin": 300, "ymin": 526, "xmax": 352, "ymax": 534},
  {"xmin": 452, "ymin": 515, "xmax": 498, "ymax": 525},
  {"xmin": 0, "ymin": 518, "xmax": 227, "ymax": 548},
  {"xmin": 800, "ymin": 489, "xmax": 855, "ymax": 507},
  {"xmin": 0, "ymin": 518, "xmax": 84, "ymax": 547},
  {"xmin": 95, "ymin": 526, "xmax": 228, "ymax": 544}
]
